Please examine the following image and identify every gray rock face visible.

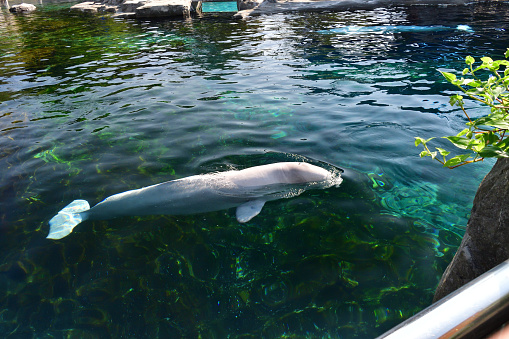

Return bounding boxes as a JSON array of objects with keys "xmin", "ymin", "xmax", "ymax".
[
  {"xmin": 237, "ymin": 0, "xmax": 262, "ymax": 11},
  {"xmin": 136, "ymin": 0, "xmax": 191, "ymax": 18},
  {"xmin": 433, "ymin": 158, "xmax": 509, "ymax": 302},
  {"xmin": 71, "ymin": 1, "xmax": 118, "ymax": 13},
  {"xmin": 70, "ymin": 0, "xmax": 472, "ymax": 18},
  {"xmin": 9, "ymin": 3, "xmax": 36, "ymax": 12},
  {"xmin": 71, "ymin": 0, "xmax": 198, "ymax": 18},
  {"xmin": 120, "ymin": 0, "xmax": 147, "ymax": 12}
]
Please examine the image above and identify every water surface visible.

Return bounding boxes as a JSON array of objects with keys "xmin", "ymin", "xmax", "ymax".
[{"xmin": 1, "ymin": 1, "xmax": 508, "ymax": 337}]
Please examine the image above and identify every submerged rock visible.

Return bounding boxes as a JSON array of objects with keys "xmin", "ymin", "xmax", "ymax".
[
  {"xmin": 433, "ymin": 158, "xmax": 509, "ymax": 302},
  {"xmin": 9, "ymin": 3, "xmax": 36, "ymax": 13}
]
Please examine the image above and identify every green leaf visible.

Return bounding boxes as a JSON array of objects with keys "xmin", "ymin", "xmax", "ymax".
[
  {"xmin": 443, "ymin": 136, "xmax": 471, "ymax": 149},
  {"xmin": 415, "ymin": 137, "xmax": 434, "ymax": 146},
  {"xmin": 486, "ymin": 132, "xmax": 500, "ymax": 145},
  {"xmin": 436, "ymin": 147, "xmax": 450, "ymax": 157},
  {"xmin": 488, "ymin": 60, "xmax": 501, "ymax": 72},
  {"xmin": 487, "ymin": 75, "xmax": 497, "ymax": 86},
  {"xmin": 443, "ymin": 154, "xmax": 472, "ymax": 167},
  {"xmin": 441, "ymin": 71, "xmax": 457, "ymax": 83},
  {"xmin": 472, "ymin": 135, "xmax": 486, "ymax": 152},
  {"xmin": 481, "ymin": 56, "xmax": 494, "ymax": 64},
  {"xmin": 478, "ymin": 145, "xmax": 509, "ymax": 158},
  {"xmin": 456, "ymin": 128, "xmax": 470, "ymax": 137},
  {"xmin": 449, "ymin": 94, "xmax": 464, "ymax": 107},
  {"xmin": 473, "ymin": 64, "xmax": 487, "ymax": 72},
  {"xmin": 464, "ymin": 80, "xmax": 482, "ymax": 87},
  {"xmin": 492, "ymin": 86, "xmax": 505, "ymax": 99},
  {"xmin": 474, "ymin": 114, "xmax": 509, "ymax": 129},
  {"xmin": 417, "ymin": 50, "xmax": 509, "ymax": 168},
  {"xmin": 495, "ymin": 137, "xmax": 509, "ymax": 150},
  {"xmin": 465, "ymin": 88, "xmax": 484, "ymax": 96}
]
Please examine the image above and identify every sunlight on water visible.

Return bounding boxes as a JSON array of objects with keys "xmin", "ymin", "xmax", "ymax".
[{"xmin": 0, "ymin": 1, "xmax": 507, "ymax": 337}]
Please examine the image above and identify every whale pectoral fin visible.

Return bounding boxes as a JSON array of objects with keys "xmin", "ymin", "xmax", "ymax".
[
  {"xmin": 47, "ymin": 199, "xmax": 90, "ymax": 240},
  {"xmin": 236, "ymin": 200, "xmax": 266, "ymax": 223}
]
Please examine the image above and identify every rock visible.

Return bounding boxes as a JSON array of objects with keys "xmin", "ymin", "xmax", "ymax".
[
  {"xmin": 237, "ymin": 0, "xmax": 262, "ymax": 11},
  {"xmin": 71, "ymin": 0, "xmax": 199, "ymax": 17},
  {"xmin": 9, "ymin": 3, "xmax": 36, "ymax": 13},
  {"xmin": 100, "ymin": 5, "xmax": 118, "ymax": 12},
  {"xmin": 433, "ymin": 158, "xmax": 509, "ymax": 302},
  {"xmin": 135, "ymin": 0, "xmax": 192, "ymax": 18},
  {"xmin": 71, "ymin": 1, "xmax": 101, "ymax": 13},
  {"xmin": 120, "ymin": 0, "xmax": 147, "ymax": 12},
  {"xmin": 70, "ymin": 0, "xmax": 472, "ymax": 18}
]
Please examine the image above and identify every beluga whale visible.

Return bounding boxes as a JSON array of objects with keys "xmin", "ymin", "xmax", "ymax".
[
  {"xmin": 47, "ymin": 162, "xmax": 342, "ymax": 239},
  {"xmin": 318, "ymin": 24, "xmax": 473, "ymax": 35}
]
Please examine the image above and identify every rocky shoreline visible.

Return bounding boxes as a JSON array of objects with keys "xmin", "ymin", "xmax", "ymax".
[
  {"xmin": 70, "ymin": 0, "xmax": 203, "ymax": 18},
  {"xmin": 3, "ymin": 0, "xmax": 473, "ymax": 18},
  {"xmin": 68, "ymin": 0, "xmax": 472, "ymax": 19},
  {"xmin": 433, "ymin": 158, "xmax": 509, "ymax": 303}
]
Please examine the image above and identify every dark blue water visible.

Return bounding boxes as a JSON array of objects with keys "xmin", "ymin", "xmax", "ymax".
[{"xmin": 1, "ymin": 1, "xmax": 508, "ymax": 337}]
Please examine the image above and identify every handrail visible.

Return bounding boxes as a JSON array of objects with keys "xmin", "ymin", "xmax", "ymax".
[{"xmin": 376, "ymin": 259, "xmax": 509, "ymax": 339}]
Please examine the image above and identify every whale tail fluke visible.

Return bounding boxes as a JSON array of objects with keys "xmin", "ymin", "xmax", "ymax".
[{"xmin": 47, "ymin": 199, "xmax": 90, "ymax": 240}]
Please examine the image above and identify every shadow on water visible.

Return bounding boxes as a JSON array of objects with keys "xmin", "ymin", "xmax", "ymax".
[{"xmin": 1, "ymin": 1, "xmax": 508, "ymax": 337}]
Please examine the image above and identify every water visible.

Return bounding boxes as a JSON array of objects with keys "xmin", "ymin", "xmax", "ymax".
[
  {"xmin": 1, "ymin": 1, "xmax": 508, "ymax": 337},
  {"xmin": 202, "ymin": 1, "xmax": 238, "ymax": 12}
]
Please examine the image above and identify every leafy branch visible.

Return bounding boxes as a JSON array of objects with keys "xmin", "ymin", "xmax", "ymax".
[{"xmin": 416, "ymin": 48, "xmax": 509, "ymax": 168}]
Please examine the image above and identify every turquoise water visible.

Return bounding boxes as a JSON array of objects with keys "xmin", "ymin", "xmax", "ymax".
[
  {"xmin": 1, "ymin": 1, "xmax": 508, "ymax": 337},
  {"xmin": 202, "ymin": 1, "xmax": 238, "ymax": 12}
]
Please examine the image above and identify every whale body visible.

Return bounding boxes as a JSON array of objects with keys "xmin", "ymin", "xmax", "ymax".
[
  {"xmin": 318, "ymin": 24, "xmax": 473, "ymax": 35},
  {"xmin": 47, "ymin": 162, "xmax": 342, "ymax": 239}
]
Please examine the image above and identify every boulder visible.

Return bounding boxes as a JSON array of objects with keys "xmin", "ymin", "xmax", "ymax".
[
  {"xmin": 433, "ymin": 158, "xmax": 509, "ymax": 302},
  {"xmin": 135, "ymin": 0, "xmax": 192, "ymax": 17},
  {"xmin": 9, "ymin": 3, "xmax": 36, "ymax": 12},
  {"xmin": 120, "ymin": 0, "xmax": 147, "ymax": 12},
  {"xmin": 71, "ymin": 0, "xmax": 198, "ymax": 17},
  {"xmin": 71, "ymin": 1, "xmax": 102, "ymax": 12},
  {"xmin": 71, "ymin": 1, "xmax": 119, "ymax": 12},
  {"xmin": 237, "ymin": 0, "xmax": 262, "ymax": 11}
]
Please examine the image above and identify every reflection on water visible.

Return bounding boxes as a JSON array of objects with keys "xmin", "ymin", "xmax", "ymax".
[{"xmin": 1, "ymin": 1, "xmax": 508, "ymax": 337}]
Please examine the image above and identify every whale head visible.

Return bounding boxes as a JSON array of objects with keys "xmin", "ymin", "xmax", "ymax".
[
  {"xmin": 226, "ymin": 162, "xmax": 341, "ymax": 189},
  {"xmin": 278, "ymin": 162, "xmax": 332, "ymax": 184}
]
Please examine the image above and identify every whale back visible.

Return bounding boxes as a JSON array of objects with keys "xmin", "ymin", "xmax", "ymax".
[{"xmin": 226, "ymin": 162, "xmax": 331, "ymax": 187}]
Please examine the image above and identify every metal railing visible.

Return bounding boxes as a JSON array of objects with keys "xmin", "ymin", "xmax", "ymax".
[{"xmin": 377, "ymin": 259, "xmax": 509, "ymax": 339}]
